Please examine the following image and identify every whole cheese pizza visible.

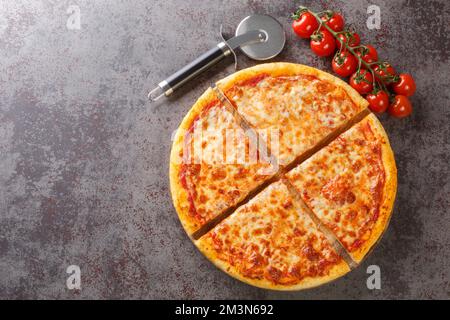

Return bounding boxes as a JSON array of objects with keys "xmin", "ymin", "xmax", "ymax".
[{"xmin": 170, "ymin": 63, "xmax": 397, "ymax": 290}]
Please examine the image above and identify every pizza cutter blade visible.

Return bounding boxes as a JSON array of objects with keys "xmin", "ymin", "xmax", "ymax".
[{"xmin": 148, "ymin": 14, "xmax": 285, "ymax": 101}]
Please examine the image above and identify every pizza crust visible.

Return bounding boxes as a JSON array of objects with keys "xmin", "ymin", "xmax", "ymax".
[
  {"xmin": 349, "ymin": 113, "xmax": 397, "ymax": 263},
  {"xmin": 216, "ymin": 62, "xmax": 368, "ymax": 112},
  {"xmin": 169, "ymin": 88, "xmax": 221, "ymax": 236}
]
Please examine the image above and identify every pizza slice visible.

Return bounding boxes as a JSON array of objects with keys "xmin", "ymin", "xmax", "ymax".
[
  {"xmin": 216, "ymin": 63, "xmax": 368, "ymax": 166},
  {"xmin": 286, "ymin": 114, "xmax": 397, "ymax": 263},
  {"xmin": 170, "ymin": 88, "xmax": 275, "ymax": 235},
  {"xmin": 196, "ymin": 180, "xmax": 350, "ymax": 290}
]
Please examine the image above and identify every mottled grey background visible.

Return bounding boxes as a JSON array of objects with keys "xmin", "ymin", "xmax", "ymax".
[{"xmin": 0, "ymin": 0, "xmax": 449, "ymax": 299}]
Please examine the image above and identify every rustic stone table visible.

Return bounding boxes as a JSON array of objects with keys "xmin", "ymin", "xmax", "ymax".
[{"xmin": 0, "ymin": 0, "xmax": 449, "ymax": 299}]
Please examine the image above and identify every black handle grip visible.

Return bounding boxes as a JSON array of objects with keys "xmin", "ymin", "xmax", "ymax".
[{"xmin": 165, "ymin": 45, "xmax": 227, "ymax": 92}]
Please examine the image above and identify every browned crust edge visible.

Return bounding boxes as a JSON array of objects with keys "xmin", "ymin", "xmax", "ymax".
[
  {"xmin": 169, "ymin": 88, "xmax": 221, "ymax": 236},
  {"xmin": 349, "ymin": 113, "xmax": 397, "ymax": 263}
]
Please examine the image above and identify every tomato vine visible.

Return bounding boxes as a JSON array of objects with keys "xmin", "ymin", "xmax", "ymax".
[{"xmin": 291, "ymin": 6, "xmax": 416, "ymax": 117}]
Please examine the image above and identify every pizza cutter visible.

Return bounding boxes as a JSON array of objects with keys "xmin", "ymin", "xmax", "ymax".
[{"xmin": 148, "ymin": 14, "xmax": 285, "ymax": 101}]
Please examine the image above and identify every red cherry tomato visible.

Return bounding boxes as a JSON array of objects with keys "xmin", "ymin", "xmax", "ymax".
[
  {"xmin": 321, "ymin": 12, "xmax": 344, "ymax": 32},
  {"xmin": 366, "ymin": 90, "xmax": 389, "ymax": 113},
  {"xmin": 356, "ymin": 45, "xmax": 378, "ymax": 63},
  {"xmin": 388, "ymin": 95, "xmax": 413, "ymax": 118},
  {"xmin": 332, "ymin": 51, "xmax": 358, "ymax": 77},
  {"xmin": 336, "ymin": 32, "xmax": 360, "ymax": 50},
  {"xmin": 292, "ymin": 12, "xmax": 320, "ymax": 39},
  {"xmin": 392, "ymin": 73, "xmax": 416, "ymax": 97},
  {"xmin": 349, "ymin": 70, "xmax": 374, "ymax": 95},
  {"xmin": 310, "ymin": 29, "xmax": 336, "ymax": 57},
  {"xmin": 373, "ymin": 63, "xmax": 396, "ymax": 83}
]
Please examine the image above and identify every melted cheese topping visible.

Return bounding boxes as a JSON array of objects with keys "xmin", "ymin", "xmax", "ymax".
[
  {"xmin": 286, "ymin": 117, "xmax": 386, "ymax": 254},
  {"xmin": 197, "ymin": 181, "xmax": 343, "ymax": 285},
  {"xmin": 180, "ymin": 102, "xmax": 273, "ymax": 228},
  {"xmin": 225, "ymin": 75, "xmax": 362, "ymax": 165}
]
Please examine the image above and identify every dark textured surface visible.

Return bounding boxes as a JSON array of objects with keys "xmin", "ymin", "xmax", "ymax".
[{"xmin": 0, "ymin": 0, "xmax": 449, "ymax": 299}]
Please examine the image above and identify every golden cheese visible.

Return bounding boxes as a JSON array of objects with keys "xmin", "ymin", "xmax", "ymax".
[
  {"xmin": 286, "ymin": 114, "xmax": 396, "ymax": 262},
  {"xmin": 196, "ymin": 181, "xmax": 350, "ymax": 289}
]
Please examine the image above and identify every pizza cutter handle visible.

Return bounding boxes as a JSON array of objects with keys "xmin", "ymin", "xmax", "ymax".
[{"xmin": 148, "ymin": 43, "xmax": 231, "ymax": 101}]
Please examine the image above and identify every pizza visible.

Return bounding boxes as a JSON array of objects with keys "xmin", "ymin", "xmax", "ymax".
[
  {"xmin": 285, "ymin": 114, "xmax": 397, "ymax": 263},
  {"xmin": 196, "ymin": 181, "xmax": 350, "ymax": 290},
  {"xmin": 169, "ymin": 63, "xmax": 397, "ymax": 290},
  {"xmin": 170, "ymin": 88, "xmax": 275, "ymax": 235},
  {"xmin": 216, "ymin": 63, "xmax": 367, "ymax": 166}
]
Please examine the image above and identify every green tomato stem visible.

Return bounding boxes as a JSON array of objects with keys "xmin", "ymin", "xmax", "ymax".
[{"xmin": 307, "ymin": 9, "xmax": 388, "ymax": 94}]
